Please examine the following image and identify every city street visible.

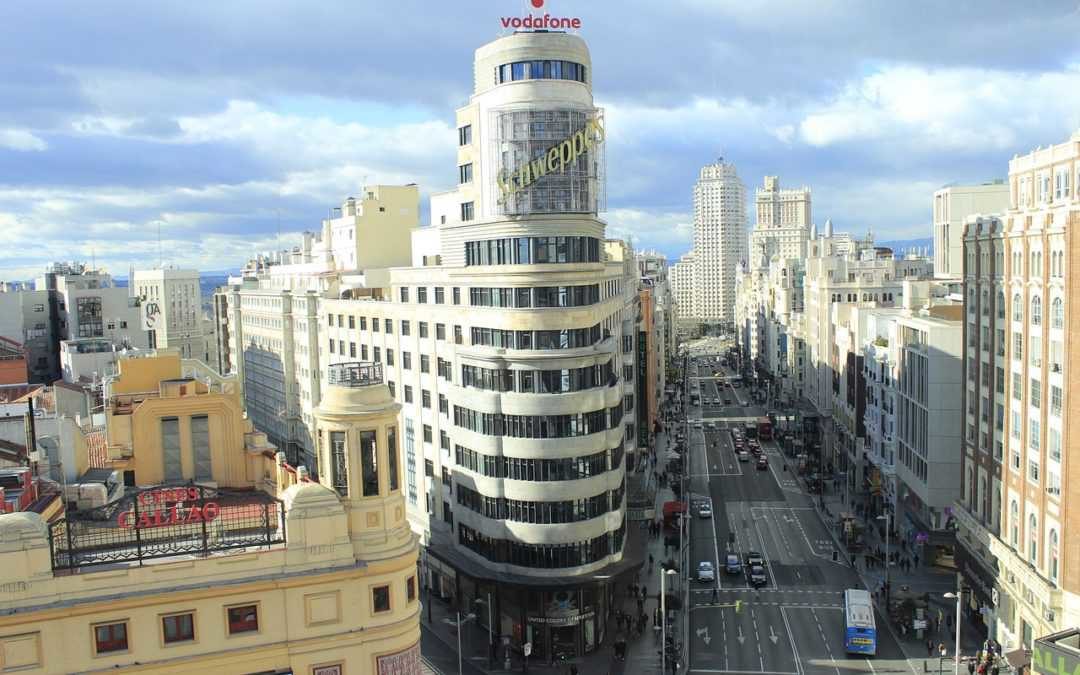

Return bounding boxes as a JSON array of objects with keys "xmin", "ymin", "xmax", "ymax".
[{"xmin": 686, "ymin": 358, "xmax": 914, "ymax": 675}]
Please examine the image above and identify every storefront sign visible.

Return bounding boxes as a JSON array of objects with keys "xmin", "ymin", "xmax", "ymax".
[
  {"xmin": 1033, "ymin": 637, "xmax": 1080, "ymax": 675},
  {"xmin": 528, "ymin": 610, "xmax": 595, "ymax": 627},
  {"xmin": 500, "ymin": 0, "xmax": 581, "ymax": 30},
  {"xmin": 117, "ymin": 487, "xmax": 220, "ymax": 529},
  {"xmin": 496, "ymin": 118, "xmax": 604, "ymax": 200}
]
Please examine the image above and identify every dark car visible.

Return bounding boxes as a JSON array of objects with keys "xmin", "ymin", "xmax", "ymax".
[
  {"xmin": 725, "ymin": 553, "xmax": 741, "ymax": 574},
  {"xmin": 756, "ymin": 456, "xmax": 768, "ymax": 470},
  {"xmin": 749, "ymin": 564, "xmax": 767, "ymax": 587}
]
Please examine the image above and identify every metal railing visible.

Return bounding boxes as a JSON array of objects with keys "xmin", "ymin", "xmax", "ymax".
[{"xmin": 327, "ymin": 361, "xmax": 384, "ymax": 387}]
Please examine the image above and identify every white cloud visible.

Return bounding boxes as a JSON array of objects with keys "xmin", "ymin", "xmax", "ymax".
[
  {"xmin": 797, "ymin": 64, "xmax": 1080, "ymax": 151},
  {"xmin": 604, "ymin": 208, "xmax": 694, "ymax": 250},
  {"xmin": 0, "ymin": 129, "xmax": 47, "ymax": 152}
]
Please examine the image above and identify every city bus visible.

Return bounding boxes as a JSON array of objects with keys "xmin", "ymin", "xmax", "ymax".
[
  {"xmin": 842, "ymin": 589, "xmax": 877, "ymax": 656},
  {"xmin": 690, "ymin": 393, "xmax": 701, "ymax": 406},
  {"xmin": 757, "ymin": 416, "xmax": 773, "ymax": 441}
]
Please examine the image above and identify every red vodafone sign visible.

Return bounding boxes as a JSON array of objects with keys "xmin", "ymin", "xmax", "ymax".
[
  {"xmin": 117, "ymin": 486, "xmax": 221, "ymax": 529},
  {"xmin": 501, "ymin": 0, "xmax": 581, "ymax": 30}
]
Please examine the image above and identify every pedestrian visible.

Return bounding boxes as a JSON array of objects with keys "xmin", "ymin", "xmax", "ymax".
[
  {"xmin": 928, "ymin": 639, "xmax": 935, "ymax": 657},
  {"xmin": 914, "ymin": 553, "xmax": 920, "ymax": 567},
  {"xmin": 649, "ymin": 553, "xmax": 654, "ymax": 567},
  {"xmin": 712, "ymin": 588, "xmax": 718, "ymax": 603},
  {"xmin": 968, "ymin": 657, "xmax": 977, "ymax": 675}
]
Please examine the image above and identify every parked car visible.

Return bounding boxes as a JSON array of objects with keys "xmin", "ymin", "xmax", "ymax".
[{"xmin": 698, "ymin": 561, "xmax": 715, "ymax": 582}]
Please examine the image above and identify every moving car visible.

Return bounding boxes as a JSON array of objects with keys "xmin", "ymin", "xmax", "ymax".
[
  {"xmin": 712, "ymin": 397, "xmax": 720, "ymax": 404},
  {"xmin": 699, "ymin": 502, "xmax": 712, "ymax": 518},
  {"xmin": 723, "ymin": 397, "xmax": 732, "ymax": 405},
  {"xmin": 746, "ymin": 551, "xmax": 765, "ymax": 568},
  {"xmin": 749, "ymin": 564, "xmax": 768, "ymax": 587},
  {"xmin": 698, "ymin": 561, "xmax": 715, "ymax": 582},
  {"xmin": 736, "ymin": 450, "xmax": 750, "ymax": 462},
  {"xmin": 725, "ymin": 554, "xmax": 741, "ymax": 574},
  {"xmin": 757, "ymin": 456, "xmax": 768, "ymax": 470}
]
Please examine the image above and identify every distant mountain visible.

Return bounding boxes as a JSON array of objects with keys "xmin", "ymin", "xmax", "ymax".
[{"xmin": 876, "ymin": 237, "xmax": 933, "ymax": 255}]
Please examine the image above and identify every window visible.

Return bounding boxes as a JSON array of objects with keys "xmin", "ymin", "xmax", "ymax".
[
  {"xmin": 374, "ymin": 346, "xmax": 381, "ymax": 362},
  {"xmin": 419, "ymin": 322, "xmax": 429, "ymax": 338},
  {"xmin": 190, "ymin": 415, "xmax": 211, "ymax": 482},
  {"xmin": 348, "ymin": 315, "xmax": 355, "ymax": 329},
  {"xmin": 436, "ymin": 323, "xmax": 446, "ymax": 340},
  {"xmin": 423, "ymin": 424, "xmax": 433, "ymax": 443},
  {"xmin": 402, "ymin": 352, "xmax": 412, "ymax": 370},
  {"xmin": 372, "ymin": 585, "xmax": 391, "ymax": 613},
  {"xmin": 1051, "ymin": 297, "xmax": 1064, "ymax": 329},
  {"xmin": 439, "ymin": 394, "xmax": 448, "ymax": 415},
  {"xmin": 1028, "ymin": 458, "xmax": 1040, "ymax": 483},
  {"xmin": 1030, "ymin": 418, "xmax": 1041, "ymax": 451},
  {"xmin": 400, "ymin": 287, "xmax": 410, "ymax": 302},
  {"xmin": 1010, "ymin": 501, "xmax": 1019, "ymax": 547},
  {"xmin": 349, "ymin": 342, "xmax": 356, "ymax": 358},
  {"xmin": 93, "ymin": 621, "xmax": 128, "ymax": 654},
  {"xmin": 385, "ymin": 318, "xmax": 393, "ymax": 333},
  {"xmin": 162, "ymin": 417, "xmax": 181, "ymax": 482},
  {"xmin": 331, "ymin": 431, "xmax": 348, "ymax": 496},
  {"xmin": 417, "ymin": 287, "xmax": 428, "ymax": 303},
  {"xmin": 404, "ymin": 385, "xmax": 413, "ymax": 403},
  {"xmin": 1029, "ymin": 514, "xmax": 1038, "ymax": 564},
  {"xmin": 458, "ymin": 124, "xmax": 472, "ymax": 146},
  {"xmin": 407, "ymin": 576, "xmax": 417, "ymax": 602},
  {"xmin": 1050, "ymin": 385, "xmax": 1062, "ymax": 417},
  {"xmin": 461, "ymin": 201, "xmax": 475, "ymax": 222},
  {"xmin": 388, "ymin": 426, "xmax": 399, "ymax": 491},
  {"xmin": 360, "ymin": 430, "xmax": 379, "ymax": 496},
  {"xmin": 386, "ymin": 348, "xmax": 395, "ymax": 366},
  {"xmin": 1013, "ymin": 333, "xmax": 1023, "ymax": 361},
  {"xmin": 227, "ymin": 605, "xmax": 259, "ymax": 635},
  {"xmin": 453, "ymin": 287, "xmax": 461, "ymax": 304},
  {"xmin": 401, "ymin": 320, "xmax": 410, "ymax": 336},
  {"xmin": 1031, "ymin": 295, "xmax": 1042, "ymax": 326},
  {"xmin": 1049, "ymin": 529, "xmax": 1059, "ymax": 583},
  {"xmin": 421, "ymin": 389, "xmax": 431, "ymax": 409},
  {"xmin": 372, "ymin": 318, "xmax": 379, "ymax": 332},
  {"xmin": 435, "ymin": 287, "xmax": 445, "ymax": 304},
  {"xmin": 420, "ymin": 354, "xmax": 430, "ymax": 373},
  {"xmin": 1030, "ymin": 379, "xmax": 1041, "ymax": 409},
  {"xmin": 162, "ymin": 612, "xmax": 195, "ymax": 644},
  {"xmin": 459, "ymin": 163, "xmax": 473, "ymax": 184},
  {"xmin": 1013, "ymin": 294, "xmax": 1023, "ymax": 322},
  {"xmin": 454, "ymin": 325, "xmax": 463, "ymax": 344}
]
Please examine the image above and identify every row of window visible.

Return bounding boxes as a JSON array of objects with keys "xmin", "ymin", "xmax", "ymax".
[
  {"xmin": 470, "ymin": 324, "xmax": 602, "ymax": 350},
  {"xmin": 495, "ymin": 60, "xmax": 587, "ymax": 85},
  {"xmin": 321, "ymin": 427, "xmax": 398, "ymax": 498},
  {"xmin": 465, "ymin": 236, "xmax": 601, "ymax": 266},
  {"xmin": 396, "ymin": 285, "xmax": 453, "ymax": 305},
  {"xmin": 453, "ymin": 404, "xmax": 623, "ymax": 439},
  {"xmin": 460, "ymin": 361, "xmax": 615, "ymax": 394},
  {"xmin": 455, "ymin": 482, "xmax": 623, "ymax": 524},
  {"xmin": 468, "ymin": 284, "xmax": 601, "ymax": 309},
  {"xmin": 457, "ymin": 519, "xmax": 625, "ymax": 569},
  {"xmin": 454, "ymin": 444, "xmax": 618, "ymax": 481}
]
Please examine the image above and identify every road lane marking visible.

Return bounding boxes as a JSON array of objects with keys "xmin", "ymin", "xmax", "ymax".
[
  {"xmin": 809, "ymin": 607, "xmax": 841, "ymax": 675},
  {"xmin": 780, "ymin": 606, "xmax": 804, "ymax": 675}
]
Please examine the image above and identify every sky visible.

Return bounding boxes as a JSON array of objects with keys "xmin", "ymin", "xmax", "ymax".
[{"xmin": 2, "ymin": 0, "xmax": 1079, "ymax": 280}]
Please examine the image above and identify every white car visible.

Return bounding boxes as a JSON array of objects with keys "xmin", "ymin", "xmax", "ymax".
[
  {"xmin": 697, "ymin": 561, "xmax": 715, "ymax": 582},
  {"xmin": 693, "ymin": 420, "xmax": 703, "ymax": 428},
  {"xmin": 699, "ymin": 503, "xmax": 712, "ymax": 518}
]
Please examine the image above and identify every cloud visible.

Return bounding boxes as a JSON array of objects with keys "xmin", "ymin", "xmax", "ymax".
[{"xmin": 0, "ymin": 129, "xmax": 47, "ymax": 152}]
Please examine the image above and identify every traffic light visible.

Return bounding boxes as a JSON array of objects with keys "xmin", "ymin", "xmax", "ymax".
[{"xmin": 735, "ymin": 600, "xmax": 742, "ymax": 613}]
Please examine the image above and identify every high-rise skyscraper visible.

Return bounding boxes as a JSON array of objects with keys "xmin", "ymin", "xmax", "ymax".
[
  {"xmin": 691, "ymin": 160, "xmax": 746, "ymax": 326},
  {"xmin": 750, "ymin": 175, "xmax": 811, "ymax": 270}
]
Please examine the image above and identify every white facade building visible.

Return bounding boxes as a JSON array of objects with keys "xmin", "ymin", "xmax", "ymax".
[
  {"xmin": 750, "ymin": 176, "xmax": 811, "ymax": 271},
  {"xmin": 132, "ymin": 268, "xmax": 205, "ymax": 359},
  {"xmin": 932, "ymin": 182, "xmax": 1009, "ymax": 278},
  {"xmin": 690, "ymin": 160, "xmax": 746, "ymax": 326}
]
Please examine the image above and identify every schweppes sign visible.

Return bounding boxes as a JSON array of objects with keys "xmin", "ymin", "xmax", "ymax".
[{"xmin": 497, "ymin": 117, "xmax": 604, "ymax": 201}]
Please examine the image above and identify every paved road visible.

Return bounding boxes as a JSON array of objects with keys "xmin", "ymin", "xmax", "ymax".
[{"xmin": 686, "ymin": 359, "xmax": 915, "ymax": 675}]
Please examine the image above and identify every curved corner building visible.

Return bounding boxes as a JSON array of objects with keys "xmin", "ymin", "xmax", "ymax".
[{"xmin": 322, "ymin": 29, "xmax": 641, "ymax": 662}]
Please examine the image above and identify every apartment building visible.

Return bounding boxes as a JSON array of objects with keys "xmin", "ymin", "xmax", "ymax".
[
  {"xmin": 670, "ymin": 251, "xmax": 696, "ymax": 332},
  {"xmin": 955, "ymin": 130, "xmax": 1080, "ymax": 651},
  {"xmin": 933, "ymin": 182, "xmax": 1009, "ymax": 278},
  {"xmin": 690, "ymin": 160, "xmax": 747, "ymax": 326},
  {"xmin": 750, "ymin": 175, "xmax": 811, "ymax": 271},
  {"xmin": 0, "ymin": 354, "xmax": 421, "ymax": 674},
  {"xmin": 132, "ymin": 268, "xmax": 207, "ymax": 360}
]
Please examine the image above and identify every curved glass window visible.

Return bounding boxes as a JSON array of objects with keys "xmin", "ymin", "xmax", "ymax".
[
  {"xmin": 456, "ymin": 484, "xmax": 619, "ymax": 523},
  {"xmin": 496, "ymin": 60, "xmax": 586, "ymax": 85},
  {"xmin": 458, "ymin": 519, "xmax": 625, "ymax": 569},
  {"xmin": 466, "ymin": 236, "xmax": 601, "ymax": 266},
  {"xmin": 461, "ymin": 361, "xmax": 615, "ymax": 393},
  {"xmin": 453, "ymin": 404, "xmax": 622, "ymax": 438},
  {"xmin": 469, "ymin": 284, "xmax": 600, "ymax": 308},
  {"xmin": 455, "ymin": 444, "xmax": 618, "ymax": 480},
  {"xmin": 470, "ymin": 324, "xmax": 602, "ymax": 350}
]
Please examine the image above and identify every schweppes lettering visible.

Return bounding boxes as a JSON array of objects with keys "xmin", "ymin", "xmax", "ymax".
[{"xmin": 497, "ymin": 117, "xmax": 604, "ymax": 200}]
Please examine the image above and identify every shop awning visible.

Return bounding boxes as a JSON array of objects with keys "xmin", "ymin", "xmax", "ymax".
[{"xmin": 1004, "ymin": 649, "xmax": 1031, "ymax": 670}]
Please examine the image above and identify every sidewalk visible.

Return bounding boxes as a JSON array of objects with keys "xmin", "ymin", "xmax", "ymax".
[
  {"xmin": 804, "ymin": 475, "xmax": 986, "ymax": 665},
  {"xmin": 420, "ymin": 423, "xmax": 684, "ymax": 675}
]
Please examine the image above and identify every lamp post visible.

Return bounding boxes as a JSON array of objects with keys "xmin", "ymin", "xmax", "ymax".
[
  {"xmin": 475, "ymin": 594, "xmax": 495, "ymax": 669},
  {"xmin": 660, "ymin": 568, "xmax": 678, "ymax": 675},
  {"xmin": 944, "ymin": 590, "xmax": 964, "ymax": 675},
  {"xmin": 442, "ymin": 611, "xmax": 476, "ymax": 675}
]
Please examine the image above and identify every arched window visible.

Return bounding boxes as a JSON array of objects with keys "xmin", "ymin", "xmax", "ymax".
[
  {"xmin": 1029, "ymin": 514, "xmax": 1038, "ymax": 563},
  {"xmin": 1052, "ymin": 297, "xmax": 1064, "ymax": 330},
  {"xmin": 997, "ymin": 291, "xmax": 1006, "ymax": 319},
  {"xmin": 1031, "ymin": 295, "xmax": 1042, "ymax": 326},
  {"xmin": 1049, "ymin": 529, "xmax": 1059, "ymax": 583},
  {"xmin": 1010, "ymin": 501, "xmax": 1019, "ymax": 547},
  {"xmin": 1013, "ymin": 294, "xmax": 1023, "ymax": 322}
]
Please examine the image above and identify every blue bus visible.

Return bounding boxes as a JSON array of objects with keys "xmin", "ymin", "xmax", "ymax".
[{"xmin": 843, "ymin": 589, "xmax": 877, "ymax": 656}]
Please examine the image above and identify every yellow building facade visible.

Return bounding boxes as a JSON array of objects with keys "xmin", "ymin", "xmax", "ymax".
[{"xmin": 0, "ymin": 356, "xmax": 421, "ymax": 675}]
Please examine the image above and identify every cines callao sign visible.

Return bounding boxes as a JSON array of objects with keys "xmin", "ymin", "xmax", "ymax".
[
  {"xmin": 501, "ymin": 0, "xmax": 581, "ymax": 31},
  {"xmin": 496, "ymin": 117, "xmax": 605, "ymax": 201}
]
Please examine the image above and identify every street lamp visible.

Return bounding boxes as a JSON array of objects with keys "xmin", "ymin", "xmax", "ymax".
[
  {"xmin": 943, "ymin": 591, "xmax": 964, "ymax": 675},
  {"xmin": 661, "ymin": 567, "xmax": 678, "ymax": 675},
  {"xmin": 474, "ymin": 594, "xmax": 494, "ymax": 669},
  {"xmin": 442, "ymin": 611, "xmax": 476, "ymax": 675}
]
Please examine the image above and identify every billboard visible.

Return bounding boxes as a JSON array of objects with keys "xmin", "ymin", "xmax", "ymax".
[
  {"xmin": 141, "ymin": 299, "xmax": 162, "ymax": 331},
  {"xmin": 488, "ymin": 107, "xmax": 606, "ymax": 217}
]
